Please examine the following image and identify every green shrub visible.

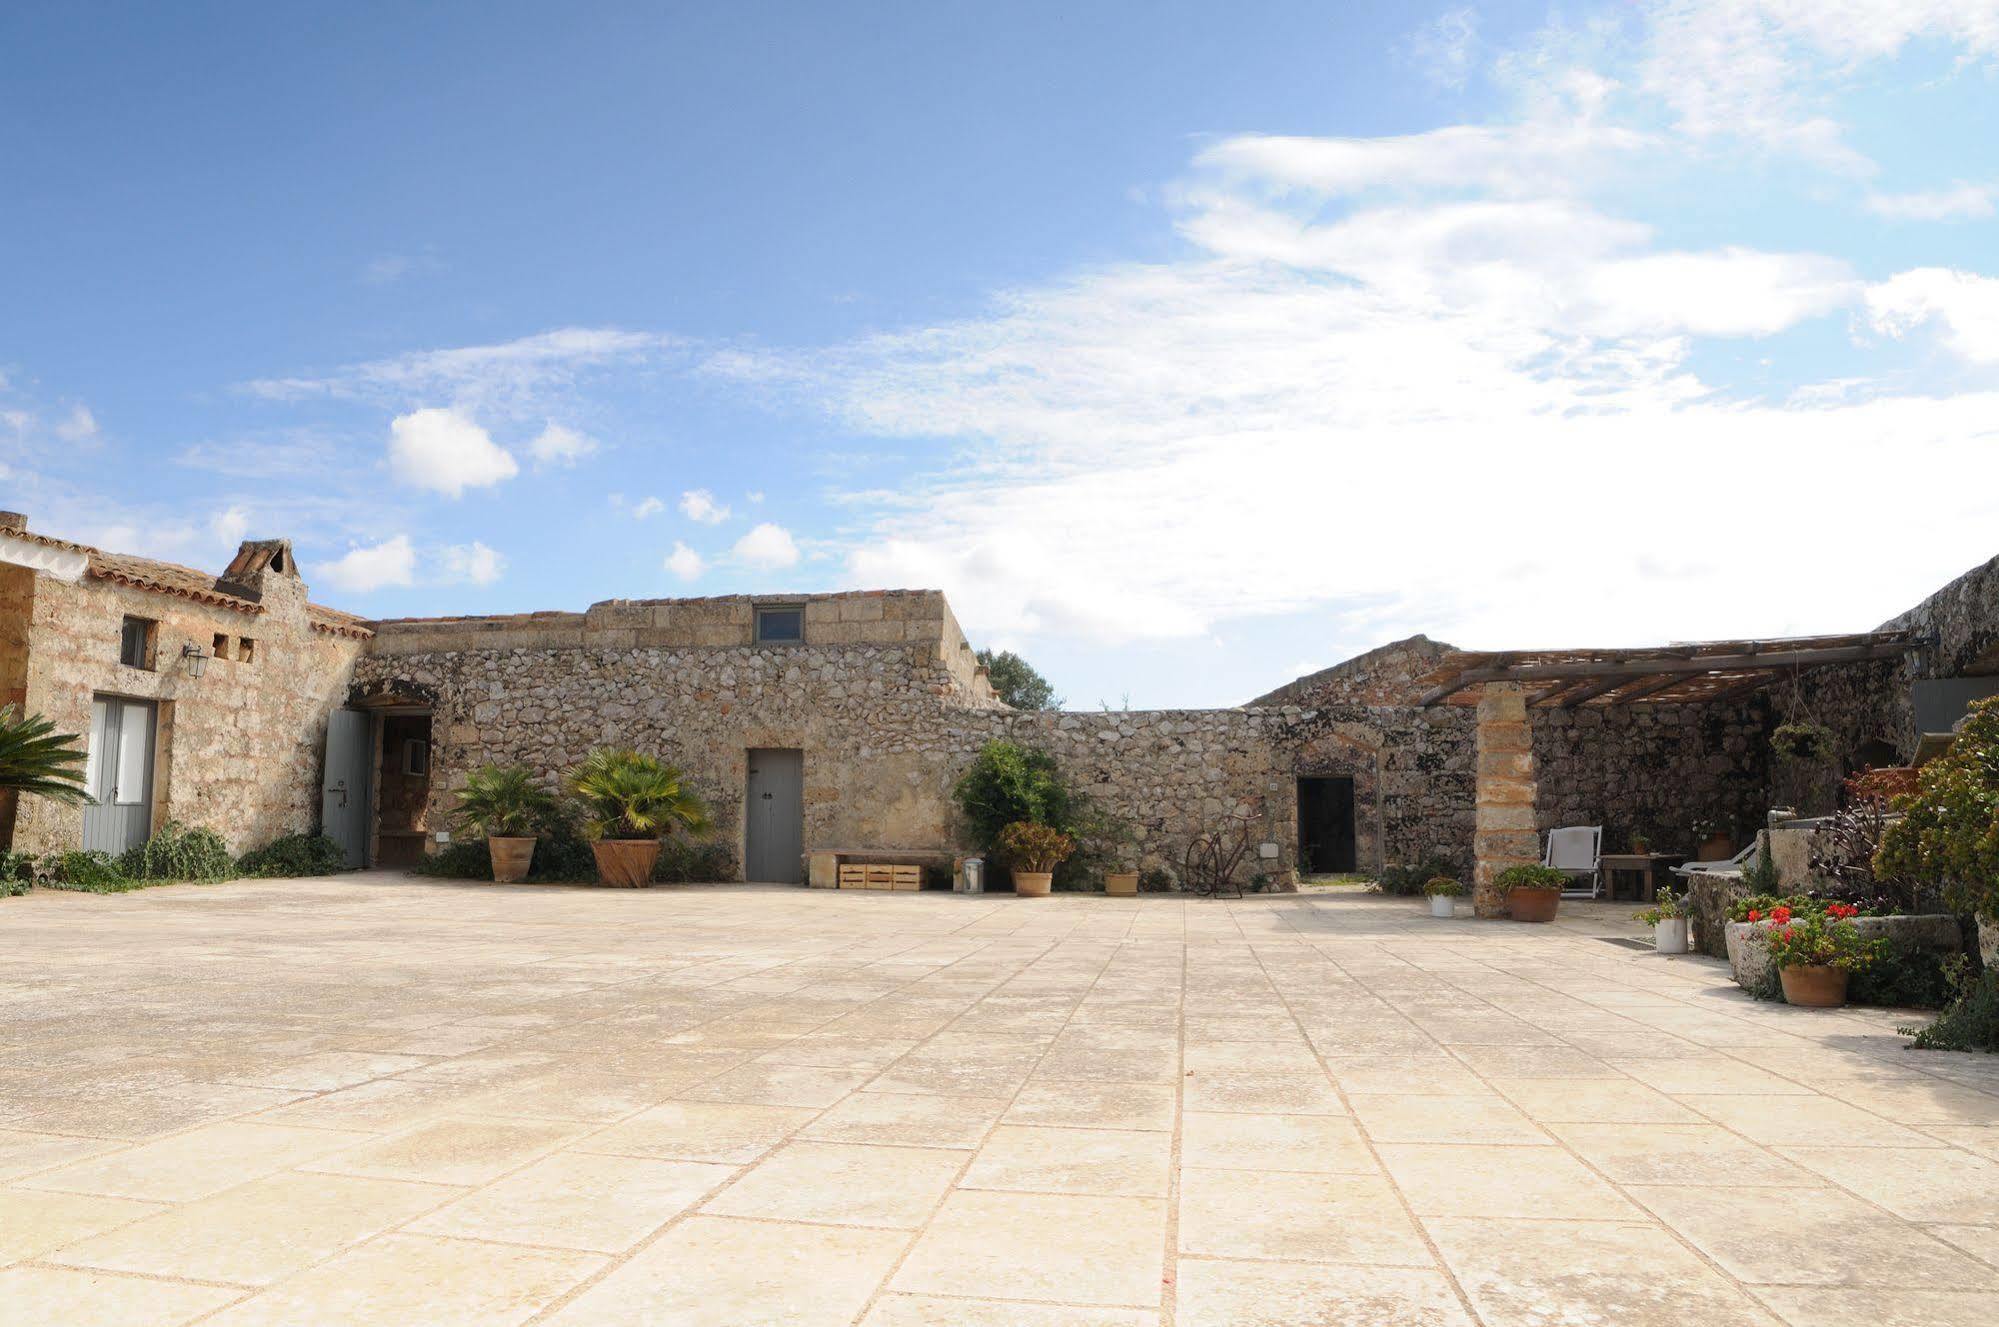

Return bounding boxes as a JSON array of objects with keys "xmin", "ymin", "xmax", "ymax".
[
  {"xmin": 952, "ymin": 742, "xmax": 1075, "ymax": 850},
  {"xmin": 1850, "ymin": 943, "xmax": 1955, "ymax": 1010},
  {"xmin": 236, "ymin": 833, "xmax": 347, "ymax": 878},
  {"xmin": 118, "ymin": 820, "xmax": 233, "ymax": 882},
  {"xmin": 1138, "ymin": 866, "xmax": 1176, "ymax": 893},
  {"xmin": 1902, "ymin": 958, "xmax": 1999, "ymax": 1052},
  {"xmin": 1495, "ymin": 864, "xmax": 1572, "ymax": 894},
  {"xmin": 652, "ymin": 837, "xmax": 733, "ymax": 883},
  {"xmin": 1740, "ymin": 837, "xmax": 1780, "ymax": 893},
  {"xmin": 1878, "ymin": 696, "xmax": 1999, "ymax": 921},
  {"xmin": 412, "ymin": 822, "xmax": 602, "ymax": 883},
  {"xmin": 1, "ymin": 850, "xmax": 35, "ymax": 896},
  {"xmin": 1422, "ymin": 876, "xmax": 1463, "ymax": 897},
  {"xmin": 412, "ymin": 839, "xmax": 492, "ymax": 879},
  {"xmin": 1373, "ymin": 855, "xmax": 1460, "ymax": 896},
  {"xmin": 41, "ymin": 850, "xmax": 133, "ymax": 892}
]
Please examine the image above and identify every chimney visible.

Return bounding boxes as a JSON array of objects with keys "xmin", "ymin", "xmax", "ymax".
[{"xmin": 0, "ymin": 512, "xmax": 25, "ymax": 533}]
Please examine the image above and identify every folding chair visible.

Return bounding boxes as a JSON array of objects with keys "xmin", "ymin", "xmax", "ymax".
[{"xmin": 1544, "ymin": 826, "xmax": 1602, "ymax": 899}]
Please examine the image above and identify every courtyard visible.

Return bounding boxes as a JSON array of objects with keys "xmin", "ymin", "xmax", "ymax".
[{"xmin": 0, "ymin": 878, "xmax": 1995, "ymax": 1325}]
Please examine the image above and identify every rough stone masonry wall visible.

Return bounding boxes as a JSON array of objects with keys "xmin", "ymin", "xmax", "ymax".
[
  {"xmin": 1530, "ymin": 701, "xmax": 1771, "ymax": 851},
  {"xmin": 9, "ymin": 573, "xmax": 366, "ymax": 855}
]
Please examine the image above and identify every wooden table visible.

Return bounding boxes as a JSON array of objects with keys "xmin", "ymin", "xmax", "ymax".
[{"xmin": 1597, "ymin": 853, "xmax": 1682, "ymax": 902}]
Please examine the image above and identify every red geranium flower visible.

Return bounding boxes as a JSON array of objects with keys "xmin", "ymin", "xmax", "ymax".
[
  {"xmin": 1769, "ymin": 905, "xmax": 1792, "ymax": 924},
  {"xmin": 1747, "ymin": 909, "xmax": 1762, "ymax": 922},
  {"xmin": 1826, "ymin": 902, "xmax": 1857, "ymax": 920}
]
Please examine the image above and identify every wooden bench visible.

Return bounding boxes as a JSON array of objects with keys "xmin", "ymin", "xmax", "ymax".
[{"xmin": 806, "ymin": 847, "xmax": 957, "ymax": 890}]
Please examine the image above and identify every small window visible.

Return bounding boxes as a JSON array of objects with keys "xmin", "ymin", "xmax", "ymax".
[
  {"xmin": 119, "ymin": 616, "xmax": 157, "ymax": 670},
  {"xmin": 212, "ymin": 633, "xmax": 231, "ymax": 660},
  {"xmin": 238, "ymin": 637, "xmax": 256, "ymax": 664},
  {"xmin": 403, "ymin": 738, "xmax": 429, "ymax": 777},
  {"xmin": 755, "ymin": 606, "xmax": 804, "ymax": 644}
]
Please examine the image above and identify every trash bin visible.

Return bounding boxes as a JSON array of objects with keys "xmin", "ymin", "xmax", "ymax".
[{"xmin": 959, "ymin": 857, "xmax": 984, "ymax": 894}]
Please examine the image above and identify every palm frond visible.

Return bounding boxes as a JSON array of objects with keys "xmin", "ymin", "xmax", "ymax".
[
  {"xmin": 0, "ymin": 704, "xmax": 90, "ymax": 806},
  {"xmin": 566, "ymin": 748, "xmax": 711, "ymax": 841}
]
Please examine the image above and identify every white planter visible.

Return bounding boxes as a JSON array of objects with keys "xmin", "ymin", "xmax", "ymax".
[
  {"xmin": 1653, "ymin": 918, "xmax": 1690, "ymax": 954},
  {"xmin": 1430, "ymin": 894, "xmax": 1455, "ymax": 918}
]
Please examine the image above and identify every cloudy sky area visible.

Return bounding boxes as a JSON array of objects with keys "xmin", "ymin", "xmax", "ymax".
[{"xmin": 4, "ymin": 1, "xmax": 1998, "ymax": 706}]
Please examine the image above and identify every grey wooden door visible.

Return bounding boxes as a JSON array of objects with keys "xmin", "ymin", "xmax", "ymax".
[
  {"xmin": 745, "ymin": 748, "xmax": 804, "ymax": 883},
  {"xmin": 82, "ymin": 696, "xmax": 156, "ymax": 855},
  {"xmin": 321, "ymin": 709, "xmax": 372, "ymax": 868}
]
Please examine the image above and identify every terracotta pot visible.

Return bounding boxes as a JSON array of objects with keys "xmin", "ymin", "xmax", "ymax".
[
  {"xmin": 1700, "ymin": 833, "xmax": 1734, "ymax": 861},
  {"xmin": 1779, "ymin": 964, "xmax": 1849, "ymax": 1007},
  {"xmin": 1012, "ymin": 870, "xmax": 1053, "ymax": 898},
  {"xmin": 592, "ymin": 838, "xmax": 660, "ymax": 888},
  {"xmin": 1104, "ymin": 872, "xmax": 1139, "ymax": 897},
  {"xmin": 488, "ymin": 836, "xmax": 536, "ymax": 883},
  {"xmin": 1507, "ymin": 887, "xmax": 1561, "ymax": 923}
]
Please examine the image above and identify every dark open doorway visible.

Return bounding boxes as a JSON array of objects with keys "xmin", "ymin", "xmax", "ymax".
[
  {"xmin": 373, "ymin": 711, "xmax": 432, "ymax": 869},
  {"xmin": 1297, "ymin": 776, "xmax": 1356, "ymax": 875}
]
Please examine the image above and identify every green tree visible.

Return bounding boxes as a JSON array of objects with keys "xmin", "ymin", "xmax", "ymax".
[
  {"xmin": 976, "ymin": 648, "xmax": 1061, "ymax": 711},
  {"xmin": 0, "ymin": 705, "xmax": 89, "ymax": 806},
  {"xmin": 1878, "ymin": 696, "xmax": 1999, "ymax": 919}
]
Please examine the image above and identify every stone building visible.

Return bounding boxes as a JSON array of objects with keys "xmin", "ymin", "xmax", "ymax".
[
  {"xmin": 0, "ymin": 514, "xmax": 372, "ymax": 858},
  {"xmin": 5, "ymin": 505, "xmax": 1996, "ymax": 890}
]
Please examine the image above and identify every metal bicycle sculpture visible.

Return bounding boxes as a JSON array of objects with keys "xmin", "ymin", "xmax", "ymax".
[{"xmin": 1182, "ymin": 803, "xmax": 1264, "ymax": 899}]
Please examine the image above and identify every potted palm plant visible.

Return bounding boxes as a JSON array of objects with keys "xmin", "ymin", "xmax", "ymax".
[
  {"xmin": 1635, "ymin": 884, "xmax": 1690, "ymax": 953},
  {"xmin": 1496, "ymin": 864, "xmax": 1569, "ymax": 923},
  {"xmin": 996, "ymin": 821, "xmax": 1074, "ymax": 898},
  {"xmin": 0, "ymin": 704, "xmax": 89, "ymax": 808},
  {"xmin": 451, "ymin": 764, "xmax": 559, "ymax": 883},
  {"xmin": 567, "ymin": 749, "xmax": 712, "ymax": 887},
  {"xmin": 1423, "ymin": 876, "xmax": 1463, "ymax": 917}
]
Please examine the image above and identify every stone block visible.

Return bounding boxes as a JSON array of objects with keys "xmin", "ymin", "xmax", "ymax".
[{"xmin": 1476, "ymin": 685, "xmax": 1528, "ymax": 722}]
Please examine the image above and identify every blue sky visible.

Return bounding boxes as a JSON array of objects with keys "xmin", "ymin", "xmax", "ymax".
[{"xmin": 4, "ymin": 2, "xmax": 1998, "ymax": 707}]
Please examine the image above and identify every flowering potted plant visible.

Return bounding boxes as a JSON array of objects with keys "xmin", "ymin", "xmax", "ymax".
[
  {"xmin": 1764, "ymin": 903, "xmax": 1884, "ymax": 1007},
  {"xmin": 1495, "ymin": 864, "xmax": 1570, "ymax": 923},
  {"xmin": 1423, "ymin": 876, "xmax": 1462, "ymax": 918},
  {"xmin": 1634, "ymin": 884, "xmax": 1689, "ymax": 954},
  {"xmin": 997, "ymin": 821, "xmax": 1074, "ymax": 898},
  {"xmin": 1690, "ymin": 816, "xmax": 1731, "ymax": 861}
]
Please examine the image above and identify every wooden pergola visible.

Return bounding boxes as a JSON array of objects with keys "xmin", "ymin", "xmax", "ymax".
[{"xmin": 1409, "ymin": 630, "xmax": 1922, "ymax": 710}]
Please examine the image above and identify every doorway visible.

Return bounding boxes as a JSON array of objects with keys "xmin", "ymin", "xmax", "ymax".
[
  {"xmin": 1297, "ymin": 776, "xmax": 1356, "ymax": 875},
  {"xmin": 83, "ymin": 695, "xmax": 156, "ymax": 855},
  {"xmin": 373, "ymin": 712, "xmax": 432, "ymax": 869},
  {"xmin": 745, "ymin": 748, "xmax": 804, "ymax": 883}
]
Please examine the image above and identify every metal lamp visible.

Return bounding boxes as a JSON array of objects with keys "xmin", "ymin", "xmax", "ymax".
[{"xmin": 180, "ymin": 641, "xmax": 210, "ymax": 678}]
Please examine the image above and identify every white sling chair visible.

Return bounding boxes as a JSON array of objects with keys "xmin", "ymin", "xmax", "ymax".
[
  {"xmin": 1673, "ymin": 838, "xmax": 1759, "ymax": 881},
  {"xmin": 1544, "ymin": 826, "xmax": 1603, "ymax": 899}
]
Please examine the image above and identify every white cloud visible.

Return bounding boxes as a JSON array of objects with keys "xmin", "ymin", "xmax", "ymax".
[
  {"xmin": 1866, "ymin": 183, "xmax": 1997, "ymax": 222},
  {"xmin": 732, "ymin": 522, "xmax": 799, "ymax": 570},
  {"xmin": 632, "ymin": 496, "xmax": 666, "ymax": 519},
  {"xmin": 318, "ymin": 535, "xmax": 417, "ymax": 593},
  {"xmin": 1194, "ymin": 122, "xmax": 1650, "ymax": 202},
  {"xmin": 679, "ymin": 488, "xmax": 731, "ymax": 524},
  {"xmin": 241, "ymin": 327, "xmax": 679, "ymax": 415},
  {"xmin": 387, "ymin": 407, "xmax": 519, "ymax": 497},
  {"xmin": 1865, "ymin": 268, "xmax": 1999, "ymax": 363},
  {"xmin": 664, "ymin": 541, "xmax": 706, "ymax": 582},
  {"xmin": 527, "ymin": 421, "xmax": 597, "ymax": 468},
  {"xmin": 53, "ymin": 404, "xmax": 98, "ymax": 443},
  {"xmin": 746, "ymin": 490, "xmax": 766, "ymax": 503},
  {"xmin": 439, "ymin": 541, "xmax": 506, "ymax": 586},
  {"xmin": 1408, "ymin": 8, "xmax": 1481, "ymax": 91},
  {"xmin": 210, "ymin": 505, "xmax": 250, "ymax": 545}
]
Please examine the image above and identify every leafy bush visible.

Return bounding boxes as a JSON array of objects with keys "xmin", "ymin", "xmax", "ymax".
[
  {"xmin": 1902, "ymin": 958, "xmax": 1999, "ymax": 1052},
  {"xmin": 1373, "ymin": 855, "xmax": 1461, "ymax": 896},
  {"xmin": 1138, "ymin": 866, "xmax": 1176, "ymax": 893},
  {"xmin": 975, "ymin": 649, "xmax": 1061, "ymax": 710},
  {"xmin": 953, "ymin": 742, "xmax": 1076, "ymax": 851},
  {"xmin": 1422, "ymin": 876, "xmax": 1463, "ymax": 897},
  {"xmin": 1850, "ymin": 943, "xmax": 1955, "ymax": 1010},
  {"xmin": 997, "ymin": 821, "xmax": 1076, "ymax": 872},
  {"xmin": 1494, "ymin": 864, "xmax": 1571, "ymax": 894},
  {"xmin": 411, "ymin": 839, "xmax": 493, "ymax": 879},
  {"xmin": 1740, "ymin": 837, "xmax": 1780, "ymax": 893},
  {"xmin": 1878, "ymin": 696, "xmax": 1999, "ymax": 921},
  {"xmin": 653, "ymin": 837, "xmax": 734, "ymax": 883},
  {"xmin": 412, "ymin": 820, "xmax": 603, "ymax": 884},
  {"xmin": 236, "ymin": 833, "xmax": 346, "ymax": 878},
  {"xmin": 1, "ymin": 850, "xmax": 35, "ymax": 896},
  {"xmin": 41, "ymin": 850, "xmax": 133, "ymax": 892},
  {"xmin": 118, "ymin": 820, "xmax": 233, "ymax": 882}
]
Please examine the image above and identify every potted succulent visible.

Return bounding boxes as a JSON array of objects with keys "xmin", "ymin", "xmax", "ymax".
[
  {"xmin": 1635, "ymin": 884, "xmax": 1690, "ymax": 954},
  {"xmin": 1764, "ymin": 902, "xmax": 1883, "ymax": 1007},
  {"xmin": 566, "ymin": 748, "xmax": 712, "ymax": 887},
  {"xmin": 997, "ymin": 821, "xmax": 1074, "ymax": 898},
  {"xmin": 1628, "ymin": 829, "xmax": 1651, "ymax": 854},
  {"xmin": 451, "ymin": 764, "xmax": 559, "ymax": 883},
  {"xmin": 1423, "ymin": 876, "xmax": 1462, "ymax": 918},
  {"xmin": 1496, "ymin": 864, "xmax": 1570, "ymax": 923}
]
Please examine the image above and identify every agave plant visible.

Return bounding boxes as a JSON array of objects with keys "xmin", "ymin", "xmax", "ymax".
[
  {"xmin": 0, "ymin": 705, "xmax": 89, "ymax": 805},
  {"xmin": 451, "ymin": 764, "xmax": 560, "ymax": 838},
  {"xmin": 566, "ymin": 749, "xmax": 712, "ymax": 842}
]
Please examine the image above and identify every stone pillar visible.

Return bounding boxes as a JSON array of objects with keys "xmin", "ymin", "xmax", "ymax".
[{"xmin": 1473, "ymin": 683, "xmax": 1540, "ymax": 918}]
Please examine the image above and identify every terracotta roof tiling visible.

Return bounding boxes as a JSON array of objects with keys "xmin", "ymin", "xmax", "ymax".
[{"xmin": 86, "ymin": 550, "xmax": 265, "ymax": 614}]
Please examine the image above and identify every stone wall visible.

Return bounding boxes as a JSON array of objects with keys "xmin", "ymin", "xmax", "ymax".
[
  {"xmin": 1529, "ymin": 701, "xmax": 1770, "ymax": 851},
  {"xmin": 9, "ymin": 565, "xmax": 367, "ymax": 855}
]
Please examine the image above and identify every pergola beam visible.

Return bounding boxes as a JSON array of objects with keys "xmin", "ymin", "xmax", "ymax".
[
  {"xmin": 1416, "ymin": 640, "xmax": 1911, "ymax": 706},
  {"xmin": 1555, "ymin": 675, "xmax": 1636, "ymax": 708}
]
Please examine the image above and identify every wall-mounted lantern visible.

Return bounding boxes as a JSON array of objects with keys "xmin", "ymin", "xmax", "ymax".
[{"xmin": 180, "ymin": 641, "xmax": 210, "ymax": 679}]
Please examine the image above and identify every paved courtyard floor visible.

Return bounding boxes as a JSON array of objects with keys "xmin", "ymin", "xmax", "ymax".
[{"xmin": 3, "ymin": 874, "xmax": 1998, "ymax": 1326}]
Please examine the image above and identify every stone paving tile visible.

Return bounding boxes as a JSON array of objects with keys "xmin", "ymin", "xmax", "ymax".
[{"xmin": 6, "ymin": 877, "xmax": 1999, "ymax": 1326}]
